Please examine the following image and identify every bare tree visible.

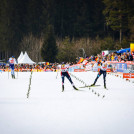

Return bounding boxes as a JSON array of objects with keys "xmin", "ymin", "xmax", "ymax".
[{"xmin": 19, "ymin": 33, "xmax": 44, "ymax": 62}]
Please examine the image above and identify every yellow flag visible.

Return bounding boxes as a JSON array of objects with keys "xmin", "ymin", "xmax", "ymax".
[{"xmin": 130, "ymin": 43, "xmax": 134, "ymax": 53}]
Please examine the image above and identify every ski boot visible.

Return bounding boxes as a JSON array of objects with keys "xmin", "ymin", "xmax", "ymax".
[
  {"xmin": 62, "ymin": 85, "xmax": 64, "ymax": 92},
  {"xmin": 13, "ymin": 75, "xmax": 15, "ymax": 79},
  {"xmin": 73, "ymin": 86, "xmax": 78, "ymax": 90},
  {"xmin": 90, "ymin": 83, "xmax": 95, "ymax": 87},
  {"xmin": 104, "ymin": 83, "xmax": 106, "ymax": 89}
]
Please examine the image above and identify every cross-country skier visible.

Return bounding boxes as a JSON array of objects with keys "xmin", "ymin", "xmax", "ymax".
[
  {"xmin": 8, "ymin": 56, "xmax": 17, "ymax": 79},
  {"xmin": 90, "ymin": 59, "xmax": 107, "ymax": 89},
  {"xmin": 59, "ymin": 63, "xmax": 78, "ymax": 92}
]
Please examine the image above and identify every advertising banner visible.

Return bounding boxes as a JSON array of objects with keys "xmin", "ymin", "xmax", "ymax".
[
  {"xmin": 123, "ymin": 73, "xmax": 134, "ymax": 78},
  {"xmin": 116, "ymin": 63, "xmax": 127, "ymax": 72}
]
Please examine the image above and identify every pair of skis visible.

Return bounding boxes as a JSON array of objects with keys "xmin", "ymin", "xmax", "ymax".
[
  {"xmin": 79, "ymin": 85, "xmax": 100, "ymax": 88},
  {"xmin": 79, "ymin": 85, "xmax": 108, "ymax": 90}
]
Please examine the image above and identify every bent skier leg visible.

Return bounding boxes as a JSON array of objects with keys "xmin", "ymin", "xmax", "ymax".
[
  {"xmin": 61, "ymin": 75, "xmax": 65, "ymax": 92},
  {"xmin": 66, "ymin": 73, "xmax": 78, "ymax": 90}
]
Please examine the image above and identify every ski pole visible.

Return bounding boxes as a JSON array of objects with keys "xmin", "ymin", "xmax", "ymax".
[
  {"xmin": 17, "ymin": 65, "xmax": 18, "ymax": 79},
  {"xmin": 56, "ymin": 71, "xmax": 58, "ymax": 79},
  {"xmin": 8, "ymin": 67, "xmax": 9, "ymax": 79}
]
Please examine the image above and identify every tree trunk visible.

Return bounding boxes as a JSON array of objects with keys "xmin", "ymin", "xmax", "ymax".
[{"xmin": 120, "ymin": 28, "xmax": 122, "ymax": 44}]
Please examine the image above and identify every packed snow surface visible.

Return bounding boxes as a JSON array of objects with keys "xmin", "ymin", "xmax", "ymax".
[{"xmin": 0, "ymin": 71, "xmax": 134, "ymax": 134}]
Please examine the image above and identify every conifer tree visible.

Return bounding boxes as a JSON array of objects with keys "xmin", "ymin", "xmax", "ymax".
[
  {"xmin": 0, "ymin": 0, "xmax": 26, "ymax": 57},
  {"xmin": 103, "ymin": 0, "xmax": 129, "ymax": 44},
  {"xmin": 41, "ymin": 25, "xmax": 58, "ymax": 62}
]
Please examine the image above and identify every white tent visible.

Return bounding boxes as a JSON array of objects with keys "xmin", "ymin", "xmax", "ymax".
[
  {"xmin": 17, "ymin": 51, "xmax": 24, "ymax": 63},
  {"xmin": 18, "ymin": 51, "xmax": 35, "ymax": 64}
]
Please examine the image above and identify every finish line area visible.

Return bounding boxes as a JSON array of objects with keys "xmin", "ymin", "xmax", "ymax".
[{"xmin": 0, "ymin": 71, "xmax": 134, "ymax": 134}]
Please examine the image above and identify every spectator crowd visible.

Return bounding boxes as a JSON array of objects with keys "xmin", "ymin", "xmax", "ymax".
[{"xmin": 0, "ymin": 50, "xmax": 134, "ymax": 71}]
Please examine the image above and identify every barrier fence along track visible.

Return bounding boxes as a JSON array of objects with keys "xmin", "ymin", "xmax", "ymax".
[{"xmin": 1, "ymin": 61, "xmax": 134, "ymax": 73}]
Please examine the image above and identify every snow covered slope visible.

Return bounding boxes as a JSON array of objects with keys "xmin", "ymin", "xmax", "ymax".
[{"xmin": 0, "ymin": 71, "xmax": 134, "ymax": 134}]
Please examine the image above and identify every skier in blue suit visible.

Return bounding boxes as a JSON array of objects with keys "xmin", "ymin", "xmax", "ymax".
[{"xmin": 8, "ymin": 56, "xmax": 17, "ymax": 79}]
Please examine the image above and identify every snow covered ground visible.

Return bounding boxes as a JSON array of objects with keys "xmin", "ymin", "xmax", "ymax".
[{"xmin": 0, "ymin": 71, "xmax": 134, "ymax": 134}]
